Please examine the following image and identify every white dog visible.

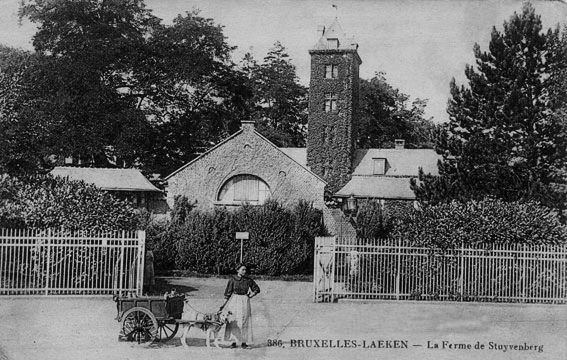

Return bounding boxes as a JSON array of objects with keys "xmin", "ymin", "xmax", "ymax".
[{"xmin": 180, "ymin": 303, "xmax": 231, "ymax": 348}]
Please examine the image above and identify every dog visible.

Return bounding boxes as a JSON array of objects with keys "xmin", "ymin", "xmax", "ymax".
[{"xmin": 180, "ymin": 302, "xmax": 232, "ymax": 348}]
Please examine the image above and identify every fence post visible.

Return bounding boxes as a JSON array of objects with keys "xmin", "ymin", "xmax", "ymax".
[
  {"xmin": 522, "ymin": 243, "xmax": 526, "ymax": 303},
  {"xmin": 118, "ymin": 231, "xmax": 125, "ymax": 297},
  {"xmin": 330, "ymin": 236, "xmax": 336, "ymax": 303},
  {"xmin": 137, "ymin": 230, "xmax": 146, "ymax": 296},
  {"xmin": 396, "ymin": 239, "xmax": 401, "ymax": 300},
  {"xmin": 313, "ymin": 237, "xmax": 318, "ymax": 303},
  {"xmin": 459, "ymin": 242, "xmax": 464, "ymax": 301},
  {"xmin": 45, "ymin": 229, "xmax": 52, "ymax": 296}
]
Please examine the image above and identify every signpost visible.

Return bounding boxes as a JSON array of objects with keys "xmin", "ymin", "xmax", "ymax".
[{"xmin": 235, "ymin": 232, "xmax": 249, "ymax": 263}]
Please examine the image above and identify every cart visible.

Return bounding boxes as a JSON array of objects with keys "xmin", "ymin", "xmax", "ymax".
[
  {"xmin": 114, "ymin": 294, "xmax": 225, "ymax": 346},
  {"xmin": 114, "ymin": 294, "xmax": 185, "ymax": 344}
]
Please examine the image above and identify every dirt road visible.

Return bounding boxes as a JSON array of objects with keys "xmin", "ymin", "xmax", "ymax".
[{"xmin": 0, "ymin": 277, "xmax": 565, "ymax": 360}]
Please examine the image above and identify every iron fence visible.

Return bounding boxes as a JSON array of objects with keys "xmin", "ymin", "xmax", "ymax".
[
  {"xmin": 314, "ymin": 237, "xmax": 567, "ymax": 304},
  {"xmin": 0, "ymin": 228, "xmax": 145, "ymax": 296}
]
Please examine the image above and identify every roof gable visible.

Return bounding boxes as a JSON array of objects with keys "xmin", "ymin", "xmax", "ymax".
[
  {"xmin": 165, "ymin": 130, "xmax": 243, "ymax": 180},
  {"xmin": 166, "ymin": 129, "xmax": 325, "ymax": 184}
]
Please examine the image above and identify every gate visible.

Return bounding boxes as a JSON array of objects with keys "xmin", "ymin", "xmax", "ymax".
[
  {"xmin": 313, "ymin": 236, "xmax": 336, "ymax": 302},
  {"xmin": 313, "ymin": 236, "xmax": 567, "ymax": 304},
  {"xmin": 0, "ymin": 228, "xmax": 145, "ymax": 296}
]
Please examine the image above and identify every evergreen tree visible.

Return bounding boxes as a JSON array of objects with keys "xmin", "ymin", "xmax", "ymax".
[
  {"xmin": 241, "ymin": 42, "xmax": 308, "ymax": 147},
  {"xmin": 413, "ymin": 3, "xmax": 567, "ymax": 214}
]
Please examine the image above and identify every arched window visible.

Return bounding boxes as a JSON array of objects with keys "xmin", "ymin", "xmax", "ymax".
[{"xmin": 217, "ymin": 175, "xmax": 271, "ymax": 205}]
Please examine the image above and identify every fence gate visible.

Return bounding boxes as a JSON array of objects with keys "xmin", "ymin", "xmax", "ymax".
[
  {"xmin": 313, "ymin": 236, "xmax": 336, "ymax": 302},
  {"xmin": 0, "ymin": 228, "xmax": 145, "ymax": 296},
  {"xmin": 313, "ymin": 236, "xmax": 567, "ymax": 304}
]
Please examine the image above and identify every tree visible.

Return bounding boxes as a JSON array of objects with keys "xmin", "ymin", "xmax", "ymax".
[
  {"xmin": 8, "ymin": 1, "xmax": 252, "ymax": 177},
  {"xmin": 358, "ymin": 73, "xmax": 437, "ymax": 149},
  {"xmin": 412, "ymin": 3, "xmax": 567, "ymax": 213},
  {"xmin": 240, "ymin": 42, "xmax": 308, "ymax": 147},
  {"xmin": 0, "ymin": 46, "xmax": 55, "ymax": 174}
]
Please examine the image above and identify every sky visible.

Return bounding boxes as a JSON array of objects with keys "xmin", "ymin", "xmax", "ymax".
[{"xmin": 1, "ymin": 0, "xmax": 566, "ymax": 123}]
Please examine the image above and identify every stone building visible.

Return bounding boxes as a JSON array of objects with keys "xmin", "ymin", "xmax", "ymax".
[
  {"xmin": 165, "ymin": 18, "xmax": 441, "ymax": 233},
  {"xmin": 165, "ymin": 121, "xmax": 326, "ymax": 211}
]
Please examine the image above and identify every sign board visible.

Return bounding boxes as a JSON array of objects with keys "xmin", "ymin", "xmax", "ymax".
[{"xmin": 235, "ymin": 232, "xmax": 249, "ymax": 240}]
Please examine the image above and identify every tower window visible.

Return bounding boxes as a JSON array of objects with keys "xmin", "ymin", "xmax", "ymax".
[
  {"xmin": 324, "ymin": 93, "xmax": 338, "ymax": 112},
  {"xmin": 327, "ymin": 38, "xmax": 339, "ymax": 49},
  {"xmin": 325, "ymin": 64, "xmax": 338, "ymax": 79}
]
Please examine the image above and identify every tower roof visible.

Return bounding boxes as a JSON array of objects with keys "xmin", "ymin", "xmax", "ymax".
[{"xmin": 312, "ymin": 18, "xmax": 358, "ymax": 51}]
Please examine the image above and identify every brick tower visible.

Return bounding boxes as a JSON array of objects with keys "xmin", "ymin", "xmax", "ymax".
[{"xmin": 306, "ymin": 19, "xmax": 362, "ymax": 193}]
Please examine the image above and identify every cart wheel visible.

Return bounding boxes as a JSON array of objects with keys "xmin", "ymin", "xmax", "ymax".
[
  {"xmin": 120, "ymin": 307, "xmax": 158, "ymax": 344},
  {"xmin": 156, "ymin": 320, "xmax": 179, "ymax": 342},
  {"xmin": 180, "ymin": 324, "xmax": 193, "ymax": 348}
]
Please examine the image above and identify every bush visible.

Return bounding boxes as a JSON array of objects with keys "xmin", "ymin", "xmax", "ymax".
[
  {"xmin": 355, "ymin": 200, "xmax": 414, "ymax": 239},
  {"xmin": 390, "ymin": 198, "xmax": 567, "ymax": 248},
  {"xmin": 0, "ymin": 174, "xmax": 139, "ymax": 230},
  {"xmin": 153, "ymin": 200, "xmax": 326, "ymax": 275}
]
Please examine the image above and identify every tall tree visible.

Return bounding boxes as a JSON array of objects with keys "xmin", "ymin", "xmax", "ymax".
[
  {"xmin": 358, "ymin": 72, "xmax": 437, "ymax": 149},
  {"xmin": 0, "ymin": 46, "xmax": 52, "ymax": 173},
  {"xmin": 8, "ymin": 1, "xmax": 251, "ymax": 177},
  {"xmin": 241, "ymin": 42, "xmax": 308, "ymax": 147},
  {"xmin": 412, "ymin": 3, "xmax": 567, "ymax": 213}
]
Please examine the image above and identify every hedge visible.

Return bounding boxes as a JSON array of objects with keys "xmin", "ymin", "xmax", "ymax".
[
  {"xmin": 148, "ymin": 200, "xmax": 327, "ymax": 276},
  {"xmin": 348, "ymin": 198, "xmax": 567, "ymax": 299},
  {"xmin": 354, "ymin": 199, "xmax": 414, "ymax": 239},
  {"xmin": 0, "ymin": 174, "xmax": 139, "ymax": 230},
  {"xmin": 389, "ymin": 198, "xmax": 567, "ymax": 248}
]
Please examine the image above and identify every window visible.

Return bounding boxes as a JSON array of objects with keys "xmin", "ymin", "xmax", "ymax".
[
  {"xmin": 217, "ymin": 174, "xmax": 271, "ymax": 205},
  {"xmin": 373, "ymin": 158, "xmax": 386, "ymax": 175},
  {"xmin": 325, "ymin": 64, "xmax": 338, "ymax": 79},
  {"xmin": 324, "ymin": 93, "xmax": 338, "ymax": 112},
  {"xmin": 327, "ymin": 38, "xmax": 339, "ymax": 49}
]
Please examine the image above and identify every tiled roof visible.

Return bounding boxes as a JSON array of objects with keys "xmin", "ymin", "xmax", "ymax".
[
  {"xmin": 335, "ymin": 176, "xmax": 416, "ymax": 199},
  {"xmin": 50, "ymin": 167, "xmax": 161, "ymax": 192},
  {"xmin": 312, "ymin": 18, "xmax": 358, "ymax": 51},
  {"xmin": 352, "ymin": 149, "xmax": 440, "ymax": 176},
  {"xmin": 277, "ymin": 148, "xmax": 441, "ymax": 177}
]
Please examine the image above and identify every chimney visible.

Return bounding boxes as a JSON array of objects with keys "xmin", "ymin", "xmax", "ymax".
[
  {"xmin": 394, "ymin": 139, "xmax": 405, "ymax": 150},
  {"xmin": 241, "ymin": 120, "xmax": 255, "ymax": 132},
  {"xmin": 317, "ymin": 25, "xmax": 326, "ymax": 38}
]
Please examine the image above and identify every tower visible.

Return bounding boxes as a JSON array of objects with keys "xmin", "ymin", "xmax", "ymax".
[{"xmin": 306, "ymin": 19, "xmax": 362, "ymax": 193}]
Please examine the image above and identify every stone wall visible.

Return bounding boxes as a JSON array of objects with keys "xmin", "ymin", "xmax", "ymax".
[{"xmin": 166, "ymin": 123, "xmax": 326, "ymax": 211}]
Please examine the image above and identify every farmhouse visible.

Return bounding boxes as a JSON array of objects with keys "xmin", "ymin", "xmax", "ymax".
[{"xmin": 165, "ymin": 19, "xmax": 441, "ymax": 231}]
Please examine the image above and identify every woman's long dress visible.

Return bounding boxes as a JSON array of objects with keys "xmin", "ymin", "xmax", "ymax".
[{"xmin": 223, "ymin": 276, "xmax": 260, "ymax": 344}]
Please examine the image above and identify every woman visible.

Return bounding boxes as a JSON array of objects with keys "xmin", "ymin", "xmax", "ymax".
[{"xmin": 222, "ymin": 263, "xmax": 260, "ymax": 349}]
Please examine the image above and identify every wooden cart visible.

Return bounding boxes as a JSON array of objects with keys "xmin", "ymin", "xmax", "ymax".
[
  {"xmin": 114, "ymin": 295, "xmax": 185, "ymax": 344},
  {"xmin": 114, "ymin": 295, "xmax": 225, "ymax": 347}
]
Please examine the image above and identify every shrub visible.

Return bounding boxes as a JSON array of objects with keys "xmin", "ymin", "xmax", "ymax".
[
  {"xmin": 355, "ymin": 199, "xmax": 414, "ymax": 239},
  {"xmin": 0, "ymin": 174, "xmax": 139, "ymax": 230},
  {"xmin": 158, "ymin": 200, "xmax": 326, "ymax": 275},
  {"xmin": 390, "ymin": 198, "xmax": 567, "ymax": 248}
]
